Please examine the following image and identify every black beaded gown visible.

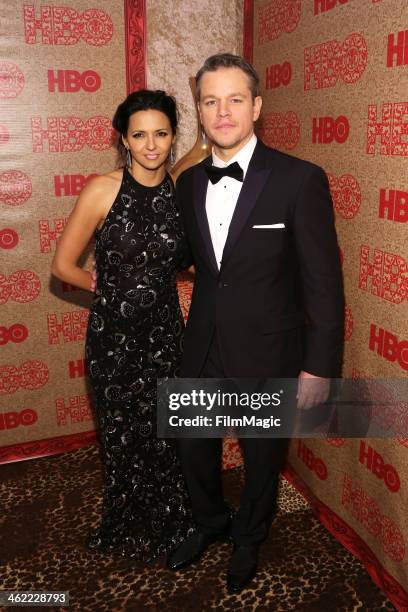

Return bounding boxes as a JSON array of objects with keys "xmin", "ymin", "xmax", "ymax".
[{"xmin": 86, "ymin": 167, "xmax": 193, "ymax": 561}]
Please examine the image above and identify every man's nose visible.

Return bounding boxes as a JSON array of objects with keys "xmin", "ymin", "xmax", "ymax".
[{"xmin": 217, "ymin": 101, "xmax": 231, "ymax": 116}]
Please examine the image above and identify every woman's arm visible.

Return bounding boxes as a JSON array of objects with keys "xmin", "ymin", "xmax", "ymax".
[{"xmin": 51, "ymin": 173, "xmax": 121, "ymax": 291}]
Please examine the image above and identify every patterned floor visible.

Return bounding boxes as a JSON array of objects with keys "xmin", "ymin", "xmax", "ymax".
[{"xmin": 0, "ymin": 445, "xmax": 395, "ymax": 611}]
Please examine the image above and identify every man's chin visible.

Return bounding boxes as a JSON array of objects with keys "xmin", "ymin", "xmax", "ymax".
[{"xmin": 210, "ymin": 137, "xmax": 240, "ymax": 150}]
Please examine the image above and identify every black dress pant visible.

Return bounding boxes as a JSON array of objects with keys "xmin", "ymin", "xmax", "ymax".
[{"xmin": 177, "ymin": 332, "xmax": 289, "ymax": 546}]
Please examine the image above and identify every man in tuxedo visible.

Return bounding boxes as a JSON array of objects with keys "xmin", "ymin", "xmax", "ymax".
[{"xmin": 167, "ymin": 53, "xmax": 344, "ymax": 592}]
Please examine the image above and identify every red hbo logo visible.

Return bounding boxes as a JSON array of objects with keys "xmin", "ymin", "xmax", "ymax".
[
  {"xmin": 0, "ymin": 409, "xmax": 38, "ymax": 431},
  {"xmin": 260, "ymin": 111, "xmax": 300, "ymax": 150},
  {"xmin": 39, "ymin": 218, "xmax": 68, "ymax": 253},
  {"xmin": 0, "ymin": 270, "xmax": 41, "ymax": 305},
  {"xmin": 24, "ymin": 6, "xmax": 113, "ymax": 46},
  {"xmin": 305, "ymin": 33, "xmax": 368, "ymax": 90},
  {"xmin": 265, "ymin": 62, "xmax": 292, "ymax": 89},
  {"xmin": 312, "ymin": 116, "xmax": 349, "ymax": 144},
  {"xmin": 0, "ymin": 228, "xmax": 19, "ymax": 249},
  {"xmin": 387, "ymin": 30, "xmax": 408, "ymax": 68},
  {"xmin": 297, "ymin": 440, "xmax": 328, "ymax": 480},
  {"xmin": 0, "ymin": 170, "xmax": 32, "ymax": 206},
  {"xmin": 56, "ymin": 394, "xmax": 93, "ymax": 426},
  {"xmin": 258, "ymin": 0, "xmax": 301, "ymax": 44},
  {"xmin": 379, "ymin": 189, "xmax": 408, "ymax": 222},
  {"xmin": 366, "ymin": 101, "xmax": 408, "ymax": 157},
  {"xmin": 31, "ymin": 116, "xmax": 114, "ymax": 153},
  {"xmin": 0, "ymin": 62, "xmax": 25, "ymax": 98},
  {"xmin": 327, "ymin": 173, "xmax": 361, "ymax": 219},
  {"xmin": 369, "ymin": 324, "xmax": 408, "ymax": 372},
  {"xmin": 48, "ymin": 69, "xmax": 101, "ymax": 93},
  {"xmin": 0, "ymin": 125, "xmax": 9, "ymax": 145},
  {"xmin": 359, "ymin": 441, "xmax": 400, "ymax": 493},
  {"xmin": 344, "ymin": 305, "xmax": 353, "ymax": 340},
  {"xmin": 0, "ymin": 324, "xmax": 29, "ymax": 346},
  {"xmin": 54, "ymin": 174, "xmax": 98, "ymax": 197},
  {"xmin": 0, "ymin": 361, "xmax": 49, "ymax": 395},
  {"xmin": 68, "ymin": 359, "xmax": 86, "ymax": 378},
  {"xmin": 359, "ymin": 246, "xmax": 406, "ymax": 304},
  {"xmin": 47, "ymin": 309, "xmax": 89, "ymax": 344}
]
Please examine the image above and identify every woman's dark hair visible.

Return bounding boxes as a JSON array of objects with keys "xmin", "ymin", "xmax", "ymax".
[{"xmin": 112, "ymin": 89, "xmax": 178, "ymax": 162}]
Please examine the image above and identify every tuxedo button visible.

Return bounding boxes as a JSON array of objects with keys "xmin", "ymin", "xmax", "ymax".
[{"xmin": 218, "ymin": 282, "xmax": 228, "ymax": 288}]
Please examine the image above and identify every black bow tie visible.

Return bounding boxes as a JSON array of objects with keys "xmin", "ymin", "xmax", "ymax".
[{"xmin": 205, "ymin": 161, "xmax": 244, "ymax": 184}]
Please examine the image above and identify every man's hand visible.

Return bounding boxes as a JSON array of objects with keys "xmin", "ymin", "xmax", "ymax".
[
  {"xmin": 90, "ymin": 259, "xmax": 97, "ymax": 292},
  {"xmin": 297, "ymin": 370, "xmax": 330, "ymax": 410}
]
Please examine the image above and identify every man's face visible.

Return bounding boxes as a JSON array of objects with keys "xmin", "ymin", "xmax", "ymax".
[{"xmin": 198, "ymin": 67, "xmax": 262, "ymax": 160}]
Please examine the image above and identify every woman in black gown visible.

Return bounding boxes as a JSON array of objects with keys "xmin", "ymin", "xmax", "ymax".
[{"xmin": 51, "ymin": 90, "xmax": 193, "ymax": 561}]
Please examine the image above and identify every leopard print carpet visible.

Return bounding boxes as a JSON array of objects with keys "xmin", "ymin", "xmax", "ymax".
[{"xmin": 0, "ymin": 445, "xmax": 395, "ymax": 611}]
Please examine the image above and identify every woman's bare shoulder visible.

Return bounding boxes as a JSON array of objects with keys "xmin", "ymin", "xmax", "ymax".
[
  {"xmin": 79, "ymin": 168, "xmax": 124, "ymax": 202},
  {"xmin": 87, "ymin": 169, "xmax": 123, "ymax": 190}
]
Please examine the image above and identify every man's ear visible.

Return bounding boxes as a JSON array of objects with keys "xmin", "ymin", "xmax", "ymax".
[{"xmin": 253, "ymin": 96, "xmax": 262, "ymax": 122}]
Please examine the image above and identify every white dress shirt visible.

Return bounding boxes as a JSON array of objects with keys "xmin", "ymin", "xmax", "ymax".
[{"xmin": 206, "ymin": 133, "xmax": 257, "ymax": 269}]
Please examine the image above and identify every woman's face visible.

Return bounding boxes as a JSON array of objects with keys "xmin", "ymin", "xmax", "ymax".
[{"xmin": 122, "ymin": 109, "xmax": 174, "ymax": 173}]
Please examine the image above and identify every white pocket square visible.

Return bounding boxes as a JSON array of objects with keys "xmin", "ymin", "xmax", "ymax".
[{"xmin": 252, "ymin": 223, "xmax": 285, "ymax": 229}]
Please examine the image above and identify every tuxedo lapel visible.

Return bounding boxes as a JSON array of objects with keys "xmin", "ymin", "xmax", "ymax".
[
  {"xmin": 221, "ymin": 141, "xmax": 273, "ymax": 269},
  {"xmin": 193, "ymin": 159, "xmax": 219, "ymax": 275}
]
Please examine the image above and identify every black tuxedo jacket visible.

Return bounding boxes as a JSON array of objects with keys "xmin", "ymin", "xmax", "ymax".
[{"xmin": 177, "ymin": 140, "xmax": 345, "ymax": 378}]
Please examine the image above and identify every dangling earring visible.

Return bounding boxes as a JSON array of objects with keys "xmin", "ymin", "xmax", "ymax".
[
  {"xmin": 126, "ymin": 148, "xmax": 132, "ymax": 169},
  {"xmin": 170, "ymin": 147, "xmax": 175, "ymax": 165}
]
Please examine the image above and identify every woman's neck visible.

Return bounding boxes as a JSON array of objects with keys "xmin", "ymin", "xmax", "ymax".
[{"xmin": 129, "ymin": 164, "xmax": 166, "ymax": 187}]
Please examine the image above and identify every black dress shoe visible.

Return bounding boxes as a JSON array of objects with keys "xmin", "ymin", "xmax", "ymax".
[
  {"xmin": 226, "ymin": 544, "xmax": 258, "ymax": 593},
  {"xmin": 167, "ymin": 529, "xmax": 229, "ymax": 571}
]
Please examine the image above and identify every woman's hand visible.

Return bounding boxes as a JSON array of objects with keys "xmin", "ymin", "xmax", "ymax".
[{"xmin": 90, "ymin": 260, "xmax": 97, "ymax": 292}]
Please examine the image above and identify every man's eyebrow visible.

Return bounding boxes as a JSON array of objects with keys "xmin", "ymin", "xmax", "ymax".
[{"xmin": 201, "ymin": 92, "xmax": 247, "ymax": 100}]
